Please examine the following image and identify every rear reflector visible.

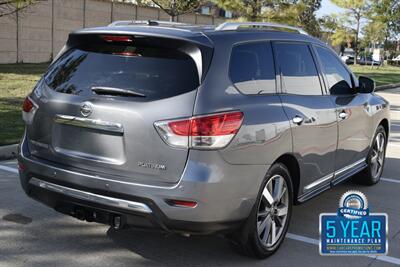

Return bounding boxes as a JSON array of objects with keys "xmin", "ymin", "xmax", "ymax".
[
  {"xmin": 101, "ymin": 35, "xmax": 133, "ymax": 43},
  {"xmin": 167, "ymin": 199, "xmax": 197, "ymax": 208},
  {"xmin": 154, "ymin": 111, "xmax": 243, "ymax": 149}
]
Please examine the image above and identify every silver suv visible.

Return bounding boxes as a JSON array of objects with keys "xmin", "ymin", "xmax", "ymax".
[{"xmin": 18, "ymin": 21, "xmax": 390, "ymax": 258}]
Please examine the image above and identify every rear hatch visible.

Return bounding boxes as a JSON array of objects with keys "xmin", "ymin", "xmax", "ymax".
[{"xmin": 25, "ymin": 31, "xmax": 213, "ymax": 186}]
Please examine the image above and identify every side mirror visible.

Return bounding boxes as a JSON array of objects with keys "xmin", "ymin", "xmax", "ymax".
[{"xmin": 358, "ymin": 76, "xmax": 375, "ymax": 93}]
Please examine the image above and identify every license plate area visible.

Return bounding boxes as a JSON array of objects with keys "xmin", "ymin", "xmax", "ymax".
[{"xmin": 52, "ymin": 123, "xmax": 126, "ymax": 165}]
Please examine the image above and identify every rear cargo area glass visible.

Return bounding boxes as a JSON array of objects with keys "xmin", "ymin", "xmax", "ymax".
[{"xmin": 44, "ymin": 45, "xmax": 199, "ymax": 101}]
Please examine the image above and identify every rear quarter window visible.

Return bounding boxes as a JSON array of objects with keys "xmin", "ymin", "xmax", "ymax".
[{"xmin": 229, "ymin": 42, "xmax": 276, "ymax": 95}]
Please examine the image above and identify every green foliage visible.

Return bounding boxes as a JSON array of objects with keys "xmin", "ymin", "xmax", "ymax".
[
  {"xmin": 330, "ymin": 0, "xmax": 371, "ymax": 64},
  {"xmin": 298, "ymin": 0, "xmax": 322, "ymax": 37},
  {"xmin": 363, "ymin": 20, "xmax": 387, "ymax": 45},
  {"xmin": 371, "ymin": 0, "xmax": 400, "ymax": 39},
  {"xmin": 331, "ymin": 26, "xmax": 355, "ymax": 47},
  {"xmin": 0, "ymin": 63, "xmax": 48, "ymax": 145},
  {"xmin": 150, "ymin": 0, "xmax": 207, "ymax": 20},
  {"xmin": 0, "ymin": 0, "xmax": 43, "ymax": 17}
]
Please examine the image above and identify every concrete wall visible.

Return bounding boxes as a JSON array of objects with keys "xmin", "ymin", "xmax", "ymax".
[{"xmin": 0, "ymin": 0, "xmax": 224, "ymax": 63}]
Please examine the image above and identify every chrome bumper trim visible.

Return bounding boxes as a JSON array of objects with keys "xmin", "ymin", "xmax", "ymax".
[
  {"xmin": 29, "ymin": 178, "xmax": 152, "ymax": 214},
  {"xmin": 54, "ymin": 114, "xmax": 124, "ymax": 134}
]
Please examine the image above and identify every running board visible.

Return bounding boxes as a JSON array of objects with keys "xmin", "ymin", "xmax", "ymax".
[{"xmin": 297, "ymin": 159, "xmax": 367, "ymax": 203}]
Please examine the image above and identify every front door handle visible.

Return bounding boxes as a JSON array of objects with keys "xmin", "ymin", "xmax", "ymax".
[
  {"xmin": 292, "ymin": 115, "xmax": 304, "ymax": 125},
  {"xmin": 338, "ymin": 111, "xmax": 349, "ymax": 120}
]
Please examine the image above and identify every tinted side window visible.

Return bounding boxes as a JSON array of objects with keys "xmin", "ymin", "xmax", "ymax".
[
  {"xmin": 274, "ymin": 43, "xmax": 322, "ymax": 95},
  {"xmin": 315, "ymin": 46, "xmax": 354, "ymax": 95},
  {"xmin": 229, "ymin": 42, "xmax": 276, "ymax": 94}
]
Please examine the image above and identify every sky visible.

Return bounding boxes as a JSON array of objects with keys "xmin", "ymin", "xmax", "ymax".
[{"xmin": 316, "ymin": 0, "xmax": 344, "ymax": 18}]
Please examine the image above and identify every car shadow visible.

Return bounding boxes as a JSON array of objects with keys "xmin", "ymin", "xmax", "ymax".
[{"xmin": 106, "ymin": 227, "xmax": 258, "ymax": 265}]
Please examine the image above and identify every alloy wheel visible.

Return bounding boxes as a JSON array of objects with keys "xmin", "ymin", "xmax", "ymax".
[
  {"xmin": 257, "ymin": 174, "xmax": 289, "ymax": 248},
  {"xmin": 371, "ymin": 132, "xmax": 385, "ymax": 179}
]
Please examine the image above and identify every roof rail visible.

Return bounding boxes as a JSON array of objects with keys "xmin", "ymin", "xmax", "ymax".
[
  {"xmin": 215, "ymin": 22, "xmax": 308, "ymax": 35},
  {"xmin": 108, "ymin": 20, "xmax": 191, "ymax": 27}
]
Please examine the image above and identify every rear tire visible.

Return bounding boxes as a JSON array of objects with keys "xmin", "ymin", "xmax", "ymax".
[
  {"xmin": 353, "ymin": 125, "xmax": 387, "ymax": 186},
  {"xmin": 231, "ymin": 163, "xmax": 293, "ymax": 258}
]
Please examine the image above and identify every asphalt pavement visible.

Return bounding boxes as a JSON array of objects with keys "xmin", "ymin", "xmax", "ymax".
[{"xmin": 1, "ymin": 91, "xmax": 400, "ymax": 267}]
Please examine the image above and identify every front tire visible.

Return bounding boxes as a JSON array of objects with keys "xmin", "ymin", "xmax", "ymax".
[
  {"xmin": 233, "ymin": 163, "xmax": 293, "ymax": 258},
  {"xmin": 353, "ymin": 125, "xmax": 387, "ymax": 185}
]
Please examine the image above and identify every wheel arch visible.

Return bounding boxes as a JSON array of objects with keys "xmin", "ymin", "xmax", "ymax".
[
  {"xmin": 273, "ymin": 154, "xmax": 301, "ymax": 205},
  {"xmin": 379, "ymin": 118, "xmax": 389, "ymax": 138}
]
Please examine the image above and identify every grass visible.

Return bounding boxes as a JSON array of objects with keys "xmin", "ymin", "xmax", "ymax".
[
  {"xmin": 349, "ymin": 65, "xmax": 400, "ymax": 87},
  {"xmin": 0, "ymin": 63, "xmax": 49, "ymax": 145},
  {"xmin": 0, "ymin": 62, "xmax": 399, "ymax": 146}
]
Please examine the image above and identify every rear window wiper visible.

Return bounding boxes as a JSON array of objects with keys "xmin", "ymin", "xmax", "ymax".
[{"xmin": 91, "ymin": 86, "xmax": 146, "ymax": 97}]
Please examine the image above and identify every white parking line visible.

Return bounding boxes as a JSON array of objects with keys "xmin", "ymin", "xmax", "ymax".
[
  {"xmin": 0, "ymin": 164, "xmax": 18, "ymax": 174},
  {"xmin": 382, "ymin": 177, "xmax": 400, "ymax": 184},
  {"xmin": 286, "ymin": 233, "xmax": 400, "ymax": 265}
]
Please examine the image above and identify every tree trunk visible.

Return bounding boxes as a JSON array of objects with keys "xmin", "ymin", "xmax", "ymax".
[{"xmin": 354, "ymin": 17, "xmax": 360, "ymax": 66}]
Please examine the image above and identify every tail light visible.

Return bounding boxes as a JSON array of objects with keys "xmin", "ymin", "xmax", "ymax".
[
  {"xmin": 22, "ymin": 96, "xmax": 38, "ymax": 124},
  {"xmin": 22, "ymin": 97, "xmax": 34, "ymax": 112},
  {"xmin": 154, "ymin": 111, "xmax": 243, "ymax": 149}
]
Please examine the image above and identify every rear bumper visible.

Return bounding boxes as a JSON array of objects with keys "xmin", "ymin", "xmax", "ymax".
[
  {"xmin": 18, "ymin": 134, "xmax": 268, "ymax": 234},
  {"xmin": 27, "ymin": 177, "xmax": 241, "ymax": 234}
]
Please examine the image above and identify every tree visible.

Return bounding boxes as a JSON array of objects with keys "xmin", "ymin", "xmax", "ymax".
[
  {"xmin": 298, "ymin": 0, "xmax": 322, "ymax": 37},
  {"xmin": 371, "ymin": 0, "xmax": 400, "ymax": 40},
  {"xmin": 331, "ymin": 0, "xmax": 371, "ymax": 65},
  {"xmin": 362, "ymin": 20, "xmax": 387, "ymax": 48},
  {"xmin": 0, "ymin": 0, "xmax": 43, "ymax": 17},
  {"xmin": 332, "ymin": 27, "xmax": 356, "ymax": 48},
  {"xmin": 320, "ymin": 14, "xmax": 355, "ymax": 48},
  {"xmin": 150, "ymin": 0, "xmax": 208, "ymax": 21},
  {"xmin": 370, "ymin": 0, "xmax": 400, "ymax": 55},
  {"xmin": 319, "ymin": 15, "xmax": 337, "ymax": 42},
  {"xmin": 213, "ymin": 0, "xmax": 322, "ymax": 36}
]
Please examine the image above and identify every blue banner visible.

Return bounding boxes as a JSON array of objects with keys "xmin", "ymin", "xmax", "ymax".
[{"xmin": 320, "ymin": 213, "xmax": 387, "ymax": 255}]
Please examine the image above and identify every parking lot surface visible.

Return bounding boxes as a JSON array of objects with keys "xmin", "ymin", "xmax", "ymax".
[{"xmin": 1, "ymin": 91, "xmax": 400, "ymax": 267}]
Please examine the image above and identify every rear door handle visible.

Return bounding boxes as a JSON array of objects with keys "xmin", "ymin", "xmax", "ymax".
[
  {"xmin": 292, "ymin": 115, "xmax": 304, "ymax": 125},
  {"xmin": 338, "ymin": 111, "xmax": 349, "ymax": 120}
]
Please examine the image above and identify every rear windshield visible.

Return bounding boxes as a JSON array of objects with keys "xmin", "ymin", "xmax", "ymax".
[{"xmin": 44, "ymin": 45, "xmax": 199, "ymax": 101}]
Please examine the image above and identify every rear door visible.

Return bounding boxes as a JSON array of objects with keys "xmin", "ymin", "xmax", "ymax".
[
  {"xmin": 26, "ymin": 33, "xmax": 212, "ymax": 186},
  {"xmin": 273, "ymin": 42, "xmax": 338, "ymax": 199},
  {"xmin": 313, "ymin": 45, "xmax": 372, "ymax": 181}
]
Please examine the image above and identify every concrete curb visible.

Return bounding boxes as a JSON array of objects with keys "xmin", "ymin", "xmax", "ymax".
[
  {"xmin": 0, "ymin": 144, "xmax": 18, "ymax": 160},
  {"xmin": 376, "ymin": 83, "xmax": 400, "ymax": 91}
]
